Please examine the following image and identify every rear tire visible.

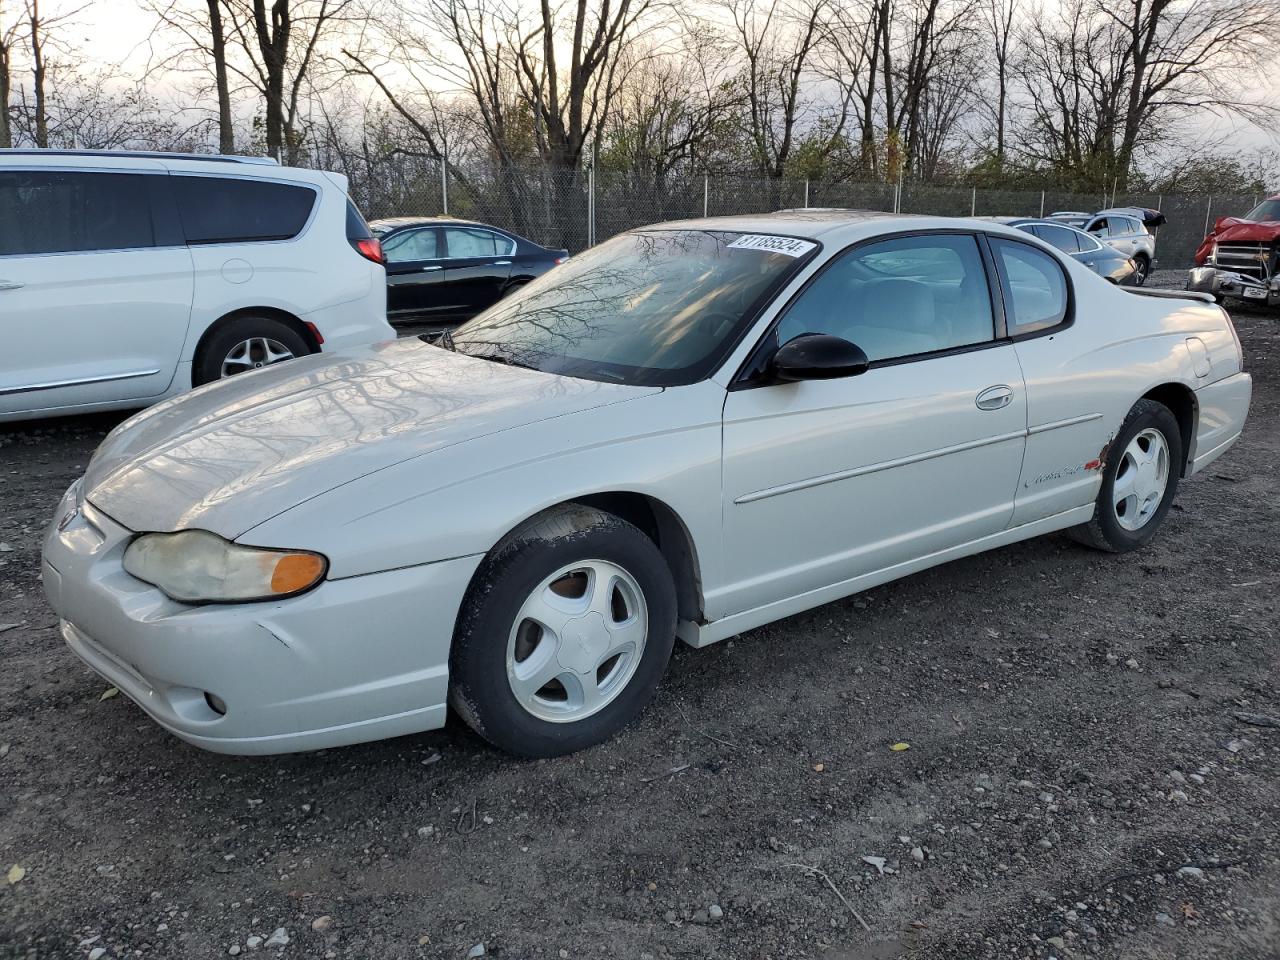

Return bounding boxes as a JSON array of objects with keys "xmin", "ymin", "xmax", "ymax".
[
  {"xmin": 194, "ymin": 316, "xmax": 311, "ymax": 387},
  {"xmin": 1068, "ymin": 399, "xmax": 1182, "ymax": 553},
  {"xmin": 449, "ymin": 504, "xmax": 677, "ymax": 757},
  {"xmin": 1132, "ymin": 254, "xmax": 1150, "ymax": 286}
]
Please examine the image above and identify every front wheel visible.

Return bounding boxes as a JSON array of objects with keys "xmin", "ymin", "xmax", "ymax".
[
  {"xmin": 449, "ymin": 505, "xmax": 677, "ymax": 757},
  {"xmin": 1068, "ymin": 399, "xmax": 1182, "ymax": 553}
]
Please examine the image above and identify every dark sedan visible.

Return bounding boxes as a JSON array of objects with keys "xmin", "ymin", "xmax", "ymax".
[
  {"xmin": 370, "ymin": 217, "xmax": 568, "ymax": 324},
  {"xmin": 987, "ymin": 217, "xmax": 1138, "ymax": 285}
]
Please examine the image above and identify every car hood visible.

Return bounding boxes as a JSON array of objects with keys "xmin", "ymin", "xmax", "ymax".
[
  {"xmin": 84, "ymin": 338, "xmax": 657, "ymax": 538},
  {"xmin": 1212, "ymin": 219, "xmax": 1280, "ymax": 243}
]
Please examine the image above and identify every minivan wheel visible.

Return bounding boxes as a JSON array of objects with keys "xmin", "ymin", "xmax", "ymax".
[
  {"xmin": 449, "ymin": 504, "xmax": 677, "ymax": 758},
  {"xmin": 1068, "ymin": 399, "xmax": 1182, "ymax": 553},
  {"xmin": 194, "ymin": 316, "xmax": 311, "ymax": 386}
]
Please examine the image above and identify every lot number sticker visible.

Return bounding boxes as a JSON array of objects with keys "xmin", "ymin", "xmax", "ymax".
[{"xmin": 727, "ymin": 234, "xmax": 817, "ymax": 257}]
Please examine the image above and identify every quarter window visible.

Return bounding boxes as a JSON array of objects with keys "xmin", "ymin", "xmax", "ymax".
[
  {"xmin": 444, "ymin": 227, "xmax": 516, "ymax": 258},
  {"xmin": 172, "ymin": 175, "xmax": 316, "ymax": 244},
  {"xmin": 0, "ymin": 171, "xmax": 156, "ymax": 256},
  {"xmin": 383, "ymin": 228, "xmax": 440, "ymax": 262},
  {"xmin": 774, "ymin": 234, "xmax": 995, "ymax": 363},
  {"xmin": 991, "ymin": 238, "xmax": 1069, "ymax": 333}
]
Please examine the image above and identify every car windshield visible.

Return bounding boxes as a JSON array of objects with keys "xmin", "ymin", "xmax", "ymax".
[
  {"xmin": 1243, "ymin": 199, "xmax": 1280, "ymax": 222},
  {"xmin": 447, "ymin": 229, "xmax": 817, "ymax": 386}
]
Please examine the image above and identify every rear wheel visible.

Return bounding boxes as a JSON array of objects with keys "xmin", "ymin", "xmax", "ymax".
[
  {"xmin": 1068, "ymin": 399, "xmax": 1182, "ymax": 553},
  {"xmin": 194, "ymin": 316, "xmax": 310, "ymax": 386},
  {"xmin": 449, "ymin": 505, "xmax": 677, "ymax": 757},
  {"xmin": 1132, "ymin": 254, "xmax": 1150, "ymax": 286}
]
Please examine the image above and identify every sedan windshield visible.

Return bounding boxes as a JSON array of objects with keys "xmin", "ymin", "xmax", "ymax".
[
  {"xmin": 448, "ymin": 229, "xmax": 817, "ymax": 386},
  {"xmin": 1244, "ymin": 199, "xmax": 1280, "ymax": 222}
]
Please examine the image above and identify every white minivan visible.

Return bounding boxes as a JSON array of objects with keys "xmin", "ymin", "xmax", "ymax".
[{"xmin": 0, "ymin": 150, "xmax": 393, "ymax": 422}]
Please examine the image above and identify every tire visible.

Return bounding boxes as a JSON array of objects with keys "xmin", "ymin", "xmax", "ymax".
[
  {"xmin": 1132, "ymin": 254, "xmax": 1150, "ymax": 286},
  {"xmin": 449, "ymin": 504, "xmax": 677, "ymax": 757},
  {"xmin": 193, "ymin": 316, "xmax": 311, "ymax": 386},
  {"xmin": 1068, "ymin": 399, "xmax": 1182, "ymax": 553}
]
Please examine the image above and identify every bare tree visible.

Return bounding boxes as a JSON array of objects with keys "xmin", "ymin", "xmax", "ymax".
[
  {"xmin": 718, "ymin": 0, "xmax": 831, "ymax": 179},
  {"xmin": 1017, "ymin": 0, "xmax": 1280, "ymax": 189},
  {"xmin": 0, "ymin": 0, "xmax": 21, "ymax": 147},
  {"xmin": 143, "ymin": 0, "xmax": 235, "ymax": 152},
  {"xmin": 984, "ymin": 0, "xmax": 1016, "ymax": 168},
  {"xmin": 222, "ymin": 0, "xmax": 351, "ymax": 162}
]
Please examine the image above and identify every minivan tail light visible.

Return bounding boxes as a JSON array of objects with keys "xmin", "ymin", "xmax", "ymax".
[{"xmin": 352, "ymin": 237, "xmax": 384, "ymax": 265}]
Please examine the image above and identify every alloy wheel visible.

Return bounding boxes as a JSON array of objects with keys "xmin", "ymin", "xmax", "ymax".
[
  {"xmin": 220, "ymin": 337, "xmax": 297, "ymax": 378},
  {"xmin": 506, "ymin": 560, "xmax": 648, "ymax": 723},
  {"xmin": 1112, "ymin": 428, "xmax": 1170, "ymax": 531}
]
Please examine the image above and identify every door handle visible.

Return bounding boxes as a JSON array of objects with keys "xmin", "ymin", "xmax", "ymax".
[
  {"xmin": 493, "ymin": 260, "xmax": 511, "ymax": 266},
  {"xmin": 419, "ymin": 265, "xmax": 442, "ymax": 273},
  {"xmin": 975, "ymin": 385, "xmax": 1014, "ymax": 410},
  {"xmin": 0, "ymin": 280, "xmax": 24, "ymax": 291}
]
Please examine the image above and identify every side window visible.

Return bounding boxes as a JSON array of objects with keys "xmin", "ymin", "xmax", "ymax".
[
  {"xmin": 382, "ymin": 228, "xmax": 439, "ymax": 263},
  {"xmin": 991, "ymin": 238, "xmax": 1069, "ymax": 333},
  {"xmin": 1036, "ymin": 225, "xmax": 1081, "ymax": 254},
  {"xmin": 1124, "ymin": 217, "xmax": 1145, "ymax": 236},
  {"xmin": 172, "ymin": 176, "xmax": 316, "ymax": 244},
  {"xmin": 1088, "ymin": 218, "xmax": 1110, "ymax": 237},
  {"xmin": 1076, "ymin": 231, "xmax": 1103, "ymax": 252},
  {"xmin": 0, "ymin": 170, "xmax": 156, "ymax": 256},
  {"xmin": 774, "ymin": 234, "xmax": 995, "ymax": 364},
  {"xmin": 444, "ymin": 227, "xmax": 515, "ymax": 258}
]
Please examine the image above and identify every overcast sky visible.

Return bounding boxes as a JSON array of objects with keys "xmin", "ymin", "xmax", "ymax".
[{"xmin": 33, "ymin": 0, "xmax": 1280, "ymax": 163}]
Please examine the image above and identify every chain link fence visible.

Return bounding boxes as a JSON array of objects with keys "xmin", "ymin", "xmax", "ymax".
[{"xmin": 355, "ymin": 159, "xmax": 1265, "ymax": 270}]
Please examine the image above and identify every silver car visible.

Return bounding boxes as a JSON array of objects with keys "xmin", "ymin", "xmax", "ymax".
[{"xmin": 1050, "ymin": 209, "xmax": 1158, "ymax": 285}]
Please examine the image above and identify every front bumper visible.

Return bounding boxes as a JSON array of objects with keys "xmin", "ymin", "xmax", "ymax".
[
  {"xmin": 41, "ymin": 484, "xmax": 481, "ymax": 755},
  {"xmin": 1187, "ymin": 267, "xmax": 1280, "ymax": 306}
]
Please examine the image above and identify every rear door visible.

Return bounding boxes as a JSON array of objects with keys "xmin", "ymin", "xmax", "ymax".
[
  {"xmin": 0, "ymin": 167, "xmax": 193, "ymax": 415},
  {"xmin": 441, "ymin": 226, "xmax": 516, "ymax": 314},
  {"xmin": 380, "ymin": 226, "xmax": 451, "ymax": 319}
]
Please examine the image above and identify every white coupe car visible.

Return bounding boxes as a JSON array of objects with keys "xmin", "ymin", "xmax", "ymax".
[{"xmin": 42, "ymin": 212, "xmax": 1252, "ymax": 757}]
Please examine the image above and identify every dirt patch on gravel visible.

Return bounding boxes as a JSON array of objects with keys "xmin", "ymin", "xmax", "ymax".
[{"xmin": 1, "ymin": 287, "xmax": 1277, "ymax": 960}]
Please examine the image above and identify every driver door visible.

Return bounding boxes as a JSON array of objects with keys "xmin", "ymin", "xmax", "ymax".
[{"xmin": 717, "ymin": 232, "xmax": 1027, "ymax": 618}]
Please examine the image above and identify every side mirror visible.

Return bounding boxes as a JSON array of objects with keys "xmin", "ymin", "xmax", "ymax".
[{"xmin": 770, "ymin": 334, "xmax": 869, "ymax": 382}]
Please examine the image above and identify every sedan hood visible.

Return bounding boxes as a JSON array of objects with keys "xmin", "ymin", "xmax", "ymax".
[{"xmin": 85, "ymin": 338, "xmax": 656, "ymax": 538}]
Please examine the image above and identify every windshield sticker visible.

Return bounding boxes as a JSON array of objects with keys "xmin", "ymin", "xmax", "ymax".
[{"xmin": 727, "ymin": 234, "xmax": 817, "ymax": 257}]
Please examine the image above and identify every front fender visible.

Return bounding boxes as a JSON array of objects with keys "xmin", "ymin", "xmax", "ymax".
[{"xmin": 240, "ymin": 382, "xmax": 728, "ymax": 589}]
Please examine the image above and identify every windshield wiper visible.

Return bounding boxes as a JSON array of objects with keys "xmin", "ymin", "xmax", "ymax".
[
  {"xmin": 419, "ymin": 327, "xmax": 456, "ymax": 351},
  {"xmin": 475, "ymin": 351, "xmax": 541, "ymax": 372}
]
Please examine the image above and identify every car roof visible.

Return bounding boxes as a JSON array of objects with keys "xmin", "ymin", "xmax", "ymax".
[
  {"xmin": 643, "ymin": 210, "xmax": 1055, "ymax": 247},
  {"xmin": 0, "ymin": 148, "xmax": 344, "ymax": 189},
  {"xmin": 370, "ymin": 216, "xmax": 511, "ymax": 233},
  {"xmin": 0, "ymin": 148, "xmax": 279, "ymax": 166}
]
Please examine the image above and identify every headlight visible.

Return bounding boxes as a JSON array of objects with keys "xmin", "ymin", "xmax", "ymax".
[{"xmin": 123, "ymin": 530, "xmax": 327, "ymax": 604}]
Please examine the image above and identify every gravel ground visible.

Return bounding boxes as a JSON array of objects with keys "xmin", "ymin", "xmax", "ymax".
[{"xmin": 1, "ymin": 277, "xmax": 1277, "ymax": 960}]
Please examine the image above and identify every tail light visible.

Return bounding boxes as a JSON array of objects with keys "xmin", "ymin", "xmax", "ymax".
[{"xmin": 352, "ymin": 237, "xmax": 384, "ymax": 265}]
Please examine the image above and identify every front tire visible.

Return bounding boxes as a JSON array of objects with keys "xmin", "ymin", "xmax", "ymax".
[
  {"xmin": 1068, "ymin": 399, "xmax": 1182, "ymax": 553},
  {"xmin": 449, "ymin": 505, "xmax": 677, "ymax": 757}
]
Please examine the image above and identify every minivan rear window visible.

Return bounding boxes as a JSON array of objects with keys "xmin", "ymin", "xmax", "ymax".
[
  {"xmin": 0, "ymin": 171, "xmax": 156, "ymax": 256},
  {"xmin": 172, "ymin": 175, "xmax": 316, "ymax": 244}
]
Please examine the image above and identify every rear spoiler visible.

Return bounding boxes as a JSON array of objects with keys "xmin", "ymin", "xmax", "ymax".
[{"xmin": 1124, "ymin": 286, "xmax": 1215, "ymax": 304}]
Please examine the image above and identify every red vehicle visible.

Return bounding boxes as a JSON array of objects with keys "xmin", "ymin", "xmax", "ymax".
[{"xmin": 1188, "ymin": 196, "xmax": 1280, "ymax": 307}]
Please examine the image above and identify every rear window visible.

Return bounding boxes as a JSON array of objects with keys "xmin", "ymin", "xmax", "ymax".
[
  {"xmin": 172, "ymin": 175, "xmax": 316, "ymax": 244},
  {"xmin": 346, "ymin": 200, "xmax": 373, "ymax": 240},
  {"xmin": 0, "ymin": 170, "xmax": 156, "ymax": 256}
]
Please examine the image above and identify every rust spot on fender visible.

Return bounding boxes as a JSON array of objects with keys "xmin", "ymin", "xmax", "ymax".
[{"xmin": 1084, "ymin": 438, "xmax": 1112, "ymax": 472}]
